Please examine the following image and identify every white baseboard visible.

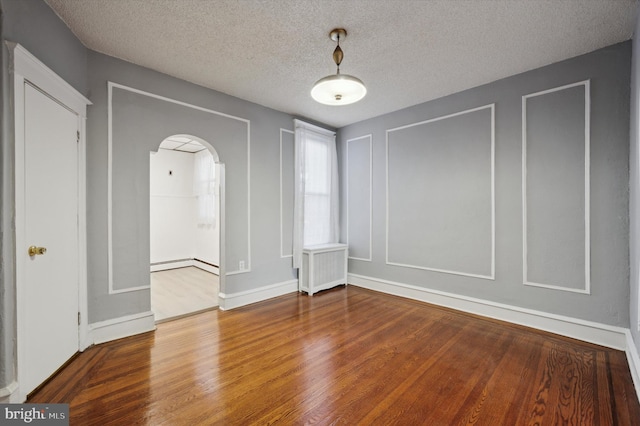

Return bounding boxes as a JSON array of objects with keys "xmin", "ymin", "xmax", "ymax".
[
  {"xmin": 219, "ymin": 279, "xmax": 298, "ymax": 310},
  {"xmin": 625, "ymin": 331, "xmax": 640, "ymax": 403},
  {"xmin": 89, "ymin": 311, "xmax": 156, "ymax": 345},
  {"xmin": 348, "ymin": 273, "xmax": 628, "ymax": 350},
  {"xmin": 1, "ymin": 312, "xmax": 156, "ymax": 403},
  {"xmin": 0, "ymin": 381, "xmax": 20, "ymax": 403},
  {"xmin": 151, "ymin": 259, "xmax": 219, "ymax": 275}
]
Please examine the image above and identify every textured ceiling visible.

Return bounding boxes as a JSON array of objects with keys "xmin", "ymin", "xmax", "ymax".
[{"xmin": 45, "ymin": 0, "xmax": 638, "ymax": 128}]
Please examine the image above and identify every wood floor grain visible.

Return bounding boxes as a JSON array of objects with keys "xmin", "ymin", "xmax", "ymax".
[{"xmin": 29, "ymin": 286, "xmax": 640, "ymax": 425}]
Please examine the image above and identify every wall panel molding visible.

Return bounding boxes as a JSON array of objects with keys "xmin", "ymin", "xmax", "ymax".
[
  {"xmin": 347, "ymin": 134, "xmax": 373, "ymax": 261},
  {"xmin": 107, "ymin": 81, "xmax": 251, "ymax": 293},
  {"xmin": 522, "ymin": 80, "xmax": 590, "ymax": 294},
  {"xmin": 280, "ymin": 128, "xmax": 294, "ymax": 258},
  {"xmin": 385, "ymin": 104, "xmax": 495, "ymax": 279}
]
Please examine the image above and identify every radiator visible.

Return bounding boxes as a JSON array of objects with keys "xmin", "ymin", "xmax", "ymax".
[{"xmin": 299, "ymin": 243, "xmax": 348, "ymax": 296}]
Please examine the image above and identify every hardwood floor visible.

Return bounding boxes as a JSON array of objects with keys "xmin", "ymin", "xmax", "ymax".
[
  {"xmin": 151, "ymin": 266, "xmax": 218, "ymax": 322},
  {"xmin": 30, "ymin": 286, "xmax": 640, "ymax": 425}
]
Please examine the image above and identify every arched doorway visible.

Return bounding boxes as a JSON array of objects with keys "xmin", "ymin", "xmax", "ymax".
[{"xmin": 149, "ymin": 134, "xmax": 224, "ymax": 322}]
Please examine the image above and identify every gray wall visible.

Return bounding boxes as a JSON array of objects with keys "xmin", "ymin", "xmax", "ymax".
[
  {"xmin": 386, "ymin": 106, "xmax": 493, "ymax": 278},
  {"xmin": 346, "ymin": 135, "xmax": 372, "ymax": 261},
  {"xmin": 0, "ymin": 0, "xmax": 88, "ymax": 394},
  {"xmin": 86, "ymin": 51, "xmax": 298, "ymax": 321},
  {"xmin": 339, "ymin": 41, "xmax": 631, "ymax": 327},
  {"xmin": 630, "ymin": 9, "xmax": 640, "ymax": 357},
  {"xmin": 280, "ymin": 130, "xmax": 295, "ymax": 258},
  {"xmin": 0, "ymin": 0, "xmax": 636, "ymax": 396},
  {"xmin": 524, "ymin": 84, "xmax": 588, "ymax": 291},
  {"xmin": 0, "ymin": 0, "xmax": 300, "ymax": 390},
  {"xmin": 1, "ymin": 0, "xmax": 86, "ymax": 93}
]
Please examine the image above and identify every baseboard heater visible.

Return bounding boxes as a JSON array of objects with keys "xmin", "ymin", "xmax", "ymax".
[
  {"xmin": 299, "ymin": 243, "xmax": 348, "ymax": 296},
  {"xmin": 150, "ymin": 258, "xmax": 219, "ymax": 274},
  {"xmin": 193, "ymin": 258, "xmax": 219, "ymax": 268},
  {"xmin": 150, "ymin": 258, "xmax": 219, "ymax": 268}
]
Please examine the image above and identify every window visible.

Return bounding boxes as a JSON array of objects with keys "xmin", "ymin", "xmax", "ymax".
[
  {"xmin": 293, "ymin": 120, "xmax": 339, "ymax": 267},
  {"xmin": 304, "ymin": 133, "xmax": 332, "ymax": 246}
]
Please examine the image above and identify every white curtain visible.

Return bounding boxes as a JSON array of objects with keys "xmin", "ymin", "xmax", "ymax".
[
  {"xmin": 292, "ymin": 119, "xmax": 340, "ymax": 268},
  {"xmin": 193, "ymin": 150, "xmax": 216, "ymax": 227}
]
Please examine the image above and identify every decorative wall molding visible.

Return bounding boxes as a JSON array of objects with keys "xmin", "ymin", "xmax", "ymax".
[
  {"xmin": 219, "ymin": 279, "xmax": 298, "ymax": 310},
  {"xmin": 348, "ymin": 273, "xmax": 627, "ymax": 350},
  {"xmin": 280, "ymin": 128, "xmax": 295, "ymax": 258},
  {"xmin": 522, "ymin": 80, "xmax": 591, "ymax": 294},
  {"xmin": 385, "ymin": 104, "xmax": 496, "ymax": 280},
  {"xmin": 107, "ymin": 81, "xmax": 251, "ymax": 293},
  {"xmin": 88, "ymin": 311, "xmax": 156, "ymax": 345},
  {"xmin": 346, "ymin": 134, "xmax": 373, "ymax": 262}
]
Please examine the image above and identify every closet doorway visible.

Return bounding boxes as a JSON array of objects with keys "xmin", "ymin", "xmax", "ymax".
[{"xmin": 149, "ymin": 135, "xmax": 221, "ymax": 322}]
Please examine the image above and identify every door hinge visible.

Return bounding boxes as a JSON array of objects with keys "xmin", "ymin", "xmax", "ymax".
[
  {"xmin": 78, "ymin": 312, "xmax": 81, "ymax": 325},
  {"xmin": 77, "ymin": 131, "xmax": 80, "ymax": 143}
]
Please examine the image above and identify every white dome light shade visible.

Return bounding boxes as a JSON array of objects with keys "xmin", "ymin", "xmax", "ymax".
[
  {"xmin": 311, "ymin": 74, "xmax": 367, "ymax": 106},
  {"xmin": 311, "ymin": 28, "xmax": 366, "ymax": 106}
]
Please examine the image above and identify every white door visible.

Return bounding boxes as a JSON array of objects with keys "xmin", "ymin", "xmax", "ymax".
[{"xmin": 22, "ymin": 83, "xmax": 80, "ymax": 394}]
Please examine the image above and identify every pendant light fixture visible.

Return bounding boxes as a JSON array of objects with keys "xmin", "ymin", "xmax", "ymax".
[{"xmin": 311, "ymin": 28, "xmax": 367, "ymax": 106}]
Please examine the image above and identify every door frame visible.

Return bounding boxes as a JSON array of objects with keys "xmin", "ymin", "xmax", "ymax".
[
  {"xmin": 9, "ymin": 42, "xmax": 91, "ymax": 401},
  {"xmin": 218, "ymin": 163, "xmax": 226, "ymax": 294},
  {"xmin": 149, "ymin": 136, "xmax": 225, "ymax": 306}
]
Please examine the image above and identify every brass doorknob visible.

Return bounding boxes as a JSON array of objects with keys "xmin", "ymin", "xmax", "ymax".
[{"xmin": 28, "ymin": 246, "xmax": 47, "ymax": 256}]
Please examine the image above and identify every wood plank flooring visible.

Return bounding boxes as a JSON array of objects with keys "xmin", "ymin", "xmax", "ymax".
[
  {"xmin": 30, "ymin": 286, "xmax": 640, "ymax": 425},
  {"xmin": 151, "ymin": 266, "xmax": 218, "ymax": 322}
]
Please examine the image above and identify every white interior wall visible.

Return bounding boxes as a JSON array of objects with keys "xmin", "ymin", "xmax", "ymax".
[
  {"xmin": 194, "ymin": 225, "xmax": 219, "ymax": 266},
  {"xmin": 150, "ymin": 149, "xmax": 219, "ymax": 271},
  {"xmin": 150, "ymin": 149, "xmax": 196, "ymax": 263}
]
